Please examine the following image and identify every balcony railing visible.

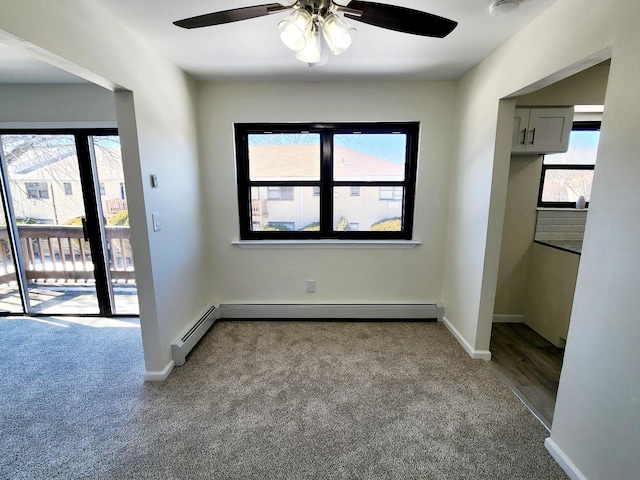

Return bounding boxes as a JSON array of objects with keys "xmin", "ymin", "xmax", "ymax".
[
  {"xmin": 252, "ymin": 199, "xmax": 268, "ymax": 216},
  {"xmin": 0, "ymin": 225, "xmax": 135, "ymax": 285}
]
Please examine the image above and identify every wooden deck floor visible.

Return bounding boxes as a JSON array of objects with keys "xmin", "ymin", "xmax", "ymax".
[{"xmin": 488, "ymin": 323, "xmax": 564, "ymax": 430}]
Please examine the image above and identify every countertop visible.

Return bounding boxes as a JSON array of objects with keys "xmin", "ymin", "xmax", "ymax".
[{"xmin": 534, "ymin": 239, "xmax": 582, "ymax": 255}]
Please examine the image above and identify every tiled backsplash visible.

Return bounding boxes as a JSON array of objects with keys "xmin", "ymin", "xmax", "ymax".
[{"xmin": 535, "ymin": 209, "xmax": 587, "ymax": 241}]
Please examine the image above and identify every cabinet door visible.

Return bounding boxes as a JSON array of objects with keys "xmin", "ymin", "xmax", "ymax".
[
  {"xmin": 512, "ymin": 109, "xmax": 529, "ymax": 153},
  {"xmin": 527, "ymin": 107, "xmax": 574, "ymax": 154}
]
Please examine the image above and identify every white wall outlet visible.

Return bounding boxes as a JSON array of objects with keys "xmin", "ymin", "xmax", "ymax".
[
  {"xmin": 152, "ymin": 212, "xmax": 161, "ymax": 232},
  {"xmin": 306, "ymin": 279, "xmax": 316, "ymax": 293}
]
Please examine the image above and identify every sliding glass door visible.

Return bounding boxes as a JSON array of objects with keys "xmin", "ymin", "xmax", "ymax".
[
  {"xmin": 0, "ymin": 130, "xmax": 138, "ymax": 316},
  {"xmin": 0, "ymin": 190, "xmax": 23, "ymax": 313},
  {"xmin": 90, "ymin": 135, "xmax": 138, "ymax": 315}
]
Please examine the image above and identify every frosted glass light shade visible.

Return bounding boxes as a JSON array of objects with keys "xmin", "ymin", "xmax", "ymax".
[
  {"xmin": 322, "ymin": 12, "xmax": 356, "ymax": 55},
  {"xmin": 278, "ymin": 8, "xmax": 313, "ymax": 52},
  {"xmin": 295, "ymin": 28, "xmax": 322, "ymax": 63}
]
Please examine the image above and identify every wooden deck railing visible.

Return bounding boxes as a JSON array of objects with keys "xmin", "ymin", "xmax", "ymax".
[{"xmin": 0, "ymin": 225, "xmax": 135, "ymax": 285}]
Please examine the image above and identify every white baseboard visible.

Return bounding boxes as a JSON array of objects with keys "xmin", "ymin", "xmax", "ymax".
[
  {"xmin": 171, "ymin": 304, "xmax": 219, "ymax": 367},
  {"xmin": 492, "ymin": 314, "xmax": 524, "ymax": 323},
  {"xmin": 219, "ymin": 303, "xmax": 442, "ymax": 320},
  {"xmin": 442, "ymin": 316, "xmax": 492, "ymax": 360},
  {"xmin": 545, "ymin": 438, "xmax": 588, "ymax": 480},
  {"xmin": 143, "ymin": 360, "xmax": 175, "ymax": 382}
]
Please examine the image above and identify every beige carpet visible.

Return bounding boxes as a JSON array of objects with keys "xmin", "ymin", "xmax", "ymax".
[{"xmin": 0, "ymin": 317, "xmax": 567, "ymax": 479}]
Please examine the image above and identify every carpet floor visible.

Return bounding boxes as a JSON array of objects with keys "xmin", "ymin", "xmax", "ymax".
[{"xmin": 0, "ymin": 317, "xmax": 568, "ymax": 479}]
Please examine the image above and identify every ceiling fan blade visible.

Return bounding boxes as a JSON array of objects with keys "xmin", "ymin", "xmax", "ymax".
[
  {"xmin": 343, "ymin": 1, "xmax": 458, "ymax": 38},
  {"xmin": 174, "ymin": 3, "xmax": 291, "ymax": 29}
]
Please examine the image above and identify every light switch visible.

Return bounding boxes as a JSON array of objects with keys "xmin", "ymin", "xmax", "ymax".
[
  {"xmin": 152, "ymin": 212, "xmax": 161, "ymax": 232},
  {"xmin": 151, "ymin": 174, "xmax": 159, "ymax": 188}
]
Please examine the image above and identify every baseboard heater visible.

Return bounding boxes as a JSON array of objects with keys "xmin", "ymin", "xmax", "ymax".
[
  {"xmin": 171, "ymin": 304, "xmax": 219, "ymax": 366},
  {"xmin": 219, "ymin": 303, "xmax": 443, "ymax": 320}
]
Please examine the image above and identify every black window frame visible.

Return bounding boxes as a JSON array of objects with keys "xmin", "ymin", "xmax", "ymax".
[
  {"xmin": 235, "ymin": 122, "xmax": 419, "ymax": 240},
  {"xmin": 538, "ymin": 121, "xmax": 600, "ymax": 208}
]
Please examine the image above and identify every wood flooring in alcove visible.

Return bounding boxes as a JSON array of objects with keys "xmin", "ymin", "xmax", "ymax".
[{"xmin": 488, "ymin": 323, "xmax": 565, "ymax": 430}]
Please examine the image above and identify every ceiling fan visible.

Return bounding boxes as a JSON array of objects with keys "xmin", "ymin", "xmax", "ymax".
[{"xmin": 174, "ymin": 1, "xmax": 458, "ymax": 65}]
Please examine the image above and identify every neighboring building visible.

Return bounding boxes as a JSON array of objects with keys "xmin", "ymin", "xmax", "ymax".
[
  {"xmin": 249, "ymin": 144, "xmax": 405, "ymax": 231},
  {"xmin": 5, "ymin": 141, "xmax": 127, "ymax": 225}
]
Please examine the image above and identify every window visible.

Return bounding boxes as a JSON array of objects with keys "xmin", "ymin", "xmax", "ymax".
[
  {"xmin": 267, "ymin": 186, "xmax": 294, "ymax": 200},
  {"xmin": 26, "ymin": 182, "xmax": 49, "ymax": 199},
  {"xmin": 379, "ymin": 186, "xmax": 403, "ymax": 201},
  {"xmin": 99, "ymin": 182, "xmax": 106, "ymax": 196},
  {"xmin": 63, "ymin": 182, "xmax": 73, "ymax": 195},
  {"xmin": 538, "ymin": 121, "xmax": 600, "ymax": 207},
  {"xmin": 235, "ymin": 122, "xmax": 419, "ymax": 239}
]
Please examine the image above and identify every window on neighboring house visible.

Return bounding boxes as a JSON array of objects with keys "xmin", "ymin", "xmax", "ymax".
[
  {"xmin": 267, "ymin": 186, "xmax": 294, "ymax": 200},
  {"xmin": 99, "ymin": 182, "xmax": 106, "ymax": 196},
  {"xmin": 26, "ymin": 182, "xmax": 49, "ymax": 199},
  {"xmin": 63, "ymin": 182, "xmax": 73, "ymax": 195},
  {"xmin": 538, "ymin": 121, "xmax": 600, "ymax": 207},
  {"xmin": 379, "ymin": 186, "xmax": 403, "ymax": 201},
  {"xmin": 234, "ymin": 122, "xmax": 419, "ymax": 239}
]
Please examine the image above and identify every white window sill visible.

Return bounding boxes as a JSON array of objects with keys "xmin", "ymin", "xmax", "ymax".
[
  {"xmin": 231, "ymin": 240, "xmax": 422, "ymax": 249},
  {"xmin": 536, "ymin": 207, "xmax": 588, "ymax": 211}
]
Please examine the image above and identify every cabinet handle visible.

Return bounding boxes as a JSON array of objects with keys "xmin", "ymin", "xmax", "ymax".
[
  {"xmin": 520, "ymin": 129, "xmax": 527, "ymax": 145},
  {"xmin": 529, "ymin": 128, "xmax": 536, "ymax": 145}
]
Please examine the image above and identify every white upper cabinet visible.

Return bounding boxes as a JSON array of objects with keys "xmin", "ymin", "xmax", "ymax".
[{"xmin": 512, "ymin": 107, "xmax": 574, "ymax": 155}]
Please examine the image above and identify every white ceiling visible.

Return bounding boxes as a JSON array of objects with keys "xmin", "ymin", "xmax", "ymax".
[
  {"xmin": 0, "ymin": 0, "xmax": 559, "ymax": 83},
  {"xmin": 0, "ymin": 43, "xmax": 87, "ymax": 84}
]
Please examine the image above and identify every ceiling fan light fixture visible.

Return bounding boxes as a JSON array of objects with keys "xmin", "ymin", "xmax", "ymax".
[
  {"xmin": 322, "ymin": 12, "xmax": 357, "ymax": 55},
  {"xmin": 278, "ymin": 8, "xmax": 314, "ymax": 51},
  {"xmin": 489, "ymin": 0, "xmax": 520, "ymax": 16},
  {"xmin": 295, "ymin": 25, "xmax": 322, "ymax": 63}
]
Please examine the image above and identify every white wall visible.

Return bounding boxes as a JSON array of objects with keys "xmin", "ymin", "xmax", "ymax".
[
  {"xmin": 493, "ymin": 156, "xmax": 541, "ymax": 317},
  {"xmin": 197, "ymin": 81, "xmax": 455, "ymax": 303},
  {"xmin": 0, "ymin": 83, "xmax": 116, "ymax": 127},
  {"xmin": 0, "ymin": 0, "xmax": 211, "ymax": 375},
  {"xmin": 444, "ymin": 0, "xmax": 640, "ymax": 478}
]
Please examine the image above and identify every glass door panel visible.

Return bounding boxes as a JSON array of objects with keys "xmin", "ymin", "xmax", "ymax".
[
  {"xmin": 0, "ymin": 193, "xmax": 23, "ymax": 313},
  {"xmin": 91, "ymin": 135, "xmax": 139, "ymax": 315},
  {"xmin": 1, "ymin": 134, "xmax": 99, "ymax": 314}
]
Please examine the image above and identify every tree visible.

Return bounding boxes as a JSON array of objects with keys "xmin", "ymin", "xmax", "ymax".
[
  {"xmin": 108, "ymin": 210, "xmax": 129, "ymax": 226},
  {"xmin": 371, "ymin": 217, "xmax": 402, "ymax": 231},
  {"xmin": 336, "ymin": 216, "xmax": 349, "ymax": 231},
  {"xmin": 301, "ymin": 222, "xmax": 320, "ymax": 231},
  {"xmin": 262, "ymin": 223, "xmax": 292, "ymax": 231},
  {"xmin": 66, "ymin": 216, "xmax": 83, "ymax": 226}
]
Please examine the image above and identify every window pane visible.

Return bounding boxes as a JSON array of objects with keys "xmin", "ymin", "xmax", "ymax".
[
  {"xmin": 250, "ymin": 186, "xmax": 319, "ymax": 231},
  {"xmin": 333, "ymin": 186, "xmax": 403, "ymax": 231},
  {"xmin": 92, "ymin": 135, "xmax": 139, "ymax": 316},
  {"xmin": 334, "ymin": 133, "xmax": 406, "ymax": 181},
  {"xmin": 248, "ymin": 133, "xmax": 320, "ymax": 181},
  {"xmin": 544, "ymin": 130, "xmax": 600, "ymax": 165},
  {"xmin": 541, "ymin": 169, "xmax": 594, "ymax": 203}
]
